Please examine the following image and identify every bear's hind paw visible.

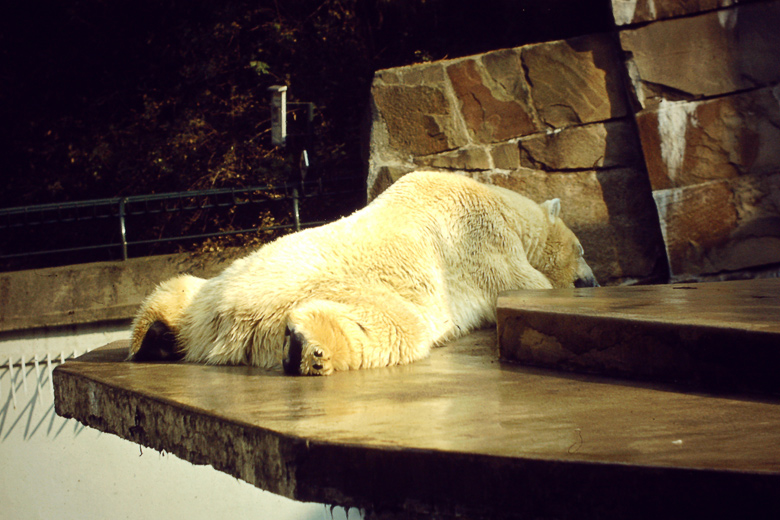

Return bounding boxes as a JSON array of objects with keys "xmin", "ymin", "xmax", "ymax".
[
  {"xmin": 305, "ymin": 346, "xmax": 334, "ymax": 376},
  {"xmin": 282, "ymin": 325, "xmax": 335, "ymax": 376}
]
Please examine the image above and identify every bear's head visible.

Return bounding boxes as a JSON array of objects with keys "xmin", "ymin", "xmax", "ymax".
[{"xmin": 537, "ymin": 198, "xmax": 599, "ymax": 289}]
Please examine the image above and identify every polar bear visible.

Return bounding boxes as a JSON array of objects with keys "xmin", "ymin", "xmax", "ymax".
[{"xmin": 129, "ymin": 171, "xmax": 597, "ymax": 375}]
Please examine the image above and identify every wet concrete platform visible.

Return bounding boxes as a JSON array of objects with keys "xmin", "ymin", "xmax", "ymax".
[
  {"xmin": 55, "ymin": 327, "xmax": 780, "ymax": 519},
  {"xmin": 499, "ymin": 278, "xmax": 780, "ymax": 396}
]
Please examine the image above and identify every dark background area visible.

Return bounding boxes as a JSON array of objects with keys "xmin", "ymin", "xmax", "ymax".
[{"xmin": 0, "ymin": 0, "xmax": 613, "ymax": 269}]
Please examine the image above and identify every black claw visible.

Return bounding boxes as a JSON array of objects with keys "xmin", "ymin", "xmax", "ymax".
[
  {"xmin": 283, "ymin": 326, "xmax": 304, "ymax": 376},
  {"xmin": 313, "ymin": 349, "xmax": 323, "ymax": 358}
]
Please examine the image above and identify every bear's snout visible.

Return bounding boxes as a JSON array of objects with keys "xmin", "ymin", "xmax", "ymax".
[
  {"xmin": 575, "ymin": 275, "xmax": 599, "ymax": 288},
  {"xmin": 575, "ymin": 257, "xmax": 599, "ymax": 288}
]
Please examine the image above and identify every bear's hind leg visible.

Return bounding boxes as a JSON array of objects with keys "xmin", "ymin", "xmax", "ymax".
[{"xmin": 283, "ymin": 300, "xmax": 363, "ymax": 375}]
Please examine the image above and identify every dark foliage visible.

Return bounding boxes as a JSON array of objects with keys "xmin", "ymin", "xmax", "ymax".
[{"xmin": 0, "ymin": 0, "xmax": 612, "ymax": 269}]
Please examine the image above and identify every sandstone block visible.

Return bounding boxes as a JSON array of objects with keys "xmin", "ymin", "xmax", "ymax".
[
  {"xmin": 653, "ymin": 180, "xmax": 737, "ymax": 277},
  {"xmin": 414, "ymin": 146, "xmax": 491, "ymax": 171},
  {"xmin": 368, "ymin": 165, "xmax": 415, "ymax": 200},
  {"xmin": 521, "ymin": 34, "xmax": 629, "ymax": 128},
  {"xmin": 653, "ymin": 173, "xmax": 780, "ymax": 277},
  {"xmin": 446, "ymin": 58, "xmax": 538, "ymax": 143},
  {"xmin": 490, "ymin": 142, "xmax": 521, "ymax": 170},
  {"xmin": 517, "ymin": 119, "xmax": 643, "ymax": 171},
  {"xmin": 620, "ymin": 2, "xmax": 780, "ymax": 109},
  {"xmin": 612, "ymin": 0, "xmax": 743, "ymax": 26},
  {"xmin": 373, "ymin": 63, "xmax": 447, "ymax": 86},
  {"xmin": 371, "ymin": 83, "xmax": 468, "ymax": 156},
  {"xmin": 636, "ymin": 87, "xmax": 780, "ymax": 191},
  {"xmin": 476, "ymin": 167, "xmax": 666, "ymax": 284}
]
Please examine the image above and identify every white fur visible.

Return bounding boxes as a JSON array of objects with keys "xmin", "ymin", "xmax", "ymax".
[{"xmin": 130, "ymin": 171, "xmax": 595, "ymax": 374}]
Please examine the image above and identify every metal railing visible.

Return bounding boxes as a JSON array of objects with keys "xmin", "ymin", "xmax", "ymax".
[{"xmin": 0, "ymin": 177, "xmax": 363, "ymax": 264}]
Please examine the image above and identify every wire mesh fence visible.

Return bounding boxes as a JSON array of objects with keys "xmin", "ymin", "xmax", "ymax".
[{"xmin": 0, "ymin": 176, "xmax": 364, "ymax": 271}]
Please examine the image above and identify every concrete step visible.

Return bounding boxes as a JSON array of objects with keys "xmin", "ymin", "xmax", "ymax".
[
  {"xmin": 54, "ymin": 329, "xmax": 780, "ymax": 519},
  {"xmin": 498, "ymin": 278, "xmax": 780, "ymax": 396}
]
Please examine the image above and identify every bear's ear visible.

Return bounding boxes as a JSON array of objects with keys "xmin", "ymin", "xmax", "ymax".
[{"xmin": 540, "ymin": 198, "xmax": 561, "ymax": 224}]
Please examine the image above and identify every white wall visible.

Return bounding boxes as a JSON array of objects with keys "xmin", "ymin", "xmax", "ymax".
[{"xmin": 0, "ymin": 323, "xmax": 362, "ymax": 520}]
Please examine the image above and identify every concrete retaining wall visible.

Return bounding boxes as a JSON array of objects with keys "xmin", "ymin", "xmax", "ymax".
[{"xmin": 0, "ymin": 249, "xmax": 245, "ymax": 333}]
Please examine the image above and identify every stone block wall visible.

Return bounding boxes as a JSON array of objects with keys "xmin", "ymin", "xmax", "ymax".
[
  {"xmin": 619, "ymin": 0, "xmax": 780, "ymax": 280},
  {"xmin": 368, "ymin": 33, "xmax": 665, "ymax": 285},
  {"xmin": 368, "ymin": 0, "xmax": 780, "ymax": 284}
]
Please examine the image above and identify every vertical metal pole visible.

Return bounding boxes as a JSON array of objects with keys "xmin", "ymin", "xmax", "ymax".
[
  {"xmin": 8, "ymin": 357, "xmax": 17, "ymax": 409},
  {"xmin": 300, "ymin": 149, "xmax": 309, "ymax": 183},
  {"xmin": 34, "ymin": 355, "xmax": 43, "ymax": 404},
  {"xmin": 20, "ymin": 355, "xmax": 27, "ymax": 394},
  {"xmin": 46, "ymin": 353, "xmax": 54, "ymax": 396},
  {"xmin": 268, "ymin": 85, "xmax": 288, "ymax": 147},
  {"xmin": 292, "ymin": 189, "xmax": 300, "ymax": 232},
  {"xmin": 119, "ymin": 198, "xmax": 128, "ymax": 260}
]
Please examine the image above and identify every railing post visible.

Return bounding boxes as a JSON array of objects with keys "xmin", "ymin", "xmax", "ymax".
[
  {"xmin": 119, "ymin": 198, "xmax": 128, "ymax": 260},
  {"xmin": 268, "ymin": 85, "xmax": 287, "ymax": 147},
  {"xmin": 292, "ymin": 189, "xmax": 300, "ymax": 232}
]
